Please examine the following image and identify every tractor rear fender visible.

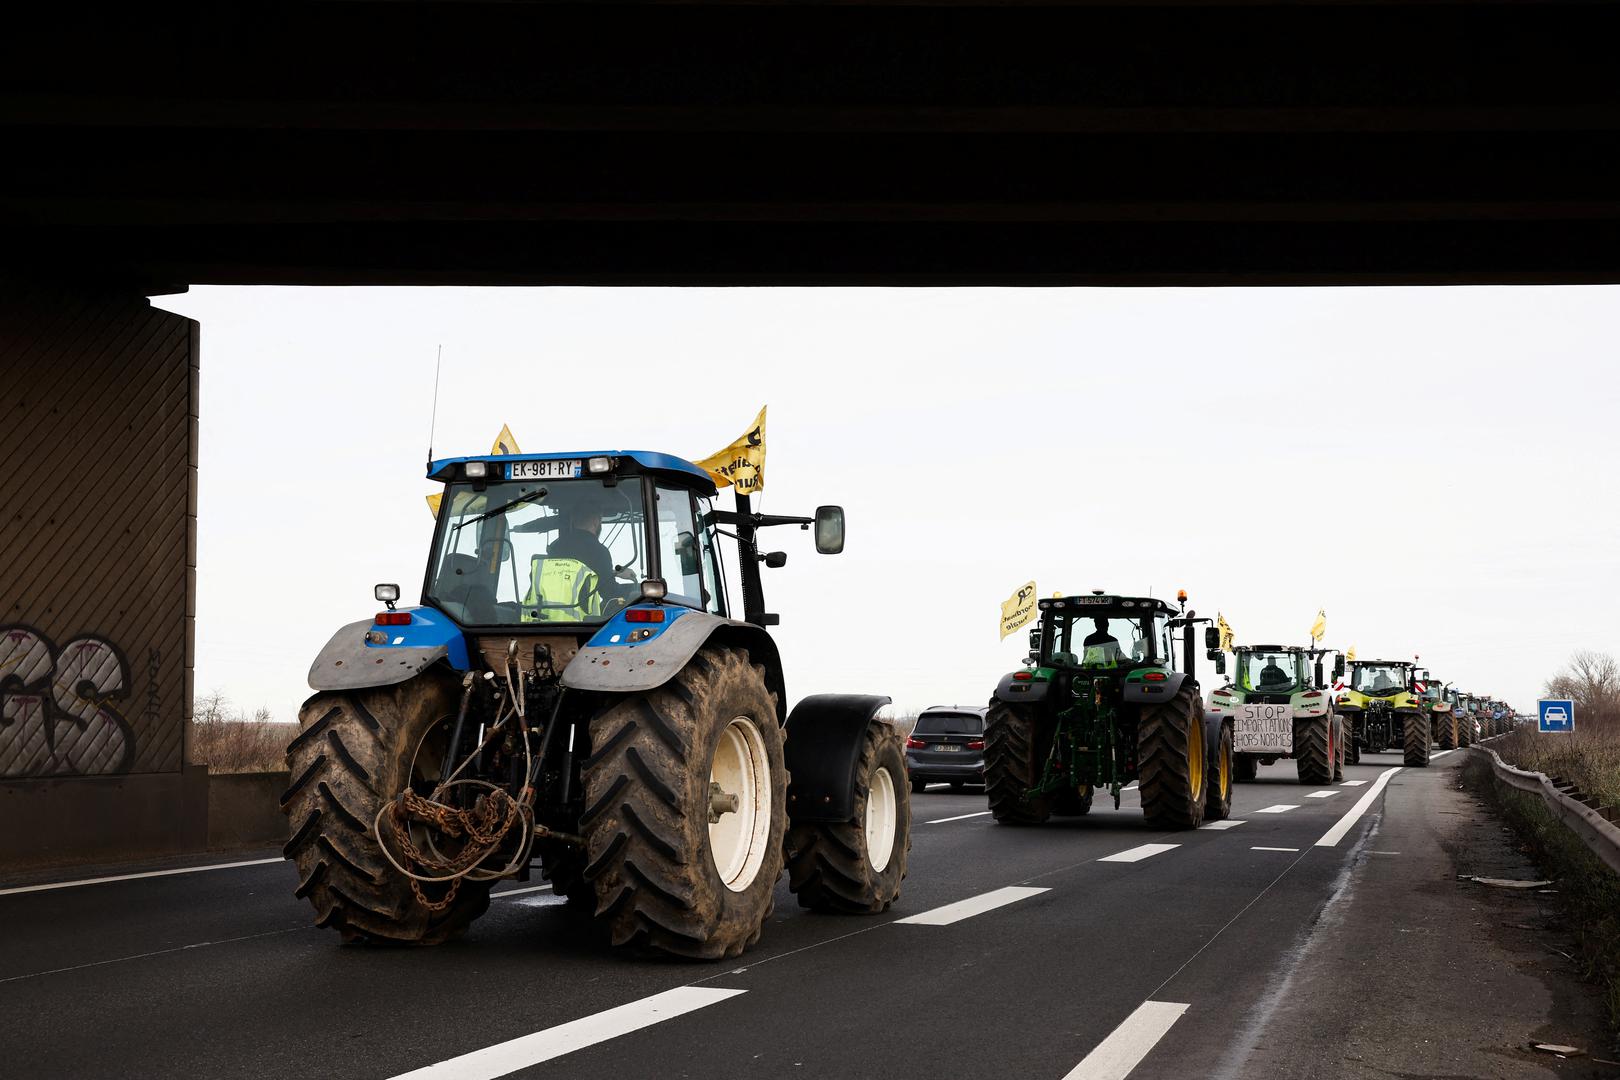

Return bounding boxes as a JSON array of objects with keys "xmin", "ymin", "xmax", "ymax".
[
  {"xmin": 993, "ymin": 670, "xmax": 1051, "ymax": 704},
  {"xmin": 561, "ymin": 608, "xmax": 787, "ymax": 721},
  {"xmin": 783, "ymin": 694, "xmax": 894, "ymax": 824},
  {"xmin": 307, "ymin": 607, "xmax": 471, "ymax": 691},
  {"xmin": 1122, "ymin": 672, "xmax": 1189, "ymax": 704}
]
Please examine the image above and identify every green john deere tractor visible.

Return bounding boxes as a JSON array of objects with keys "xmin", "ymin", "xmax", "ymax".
[
  {"xmin": 985, "ymin": 591, "xmax": 1230, "ymax": 829},
  {"xmin": 1417, "ymin": 670, "xmax": 1456, "ymax": 750},
  {"xmin": 1208, "ymin": 646, "xmax": 1345, "ymax": 785},
  {"xmin": 1337, "ymin": 658, "xmax": 1430, "ymax": 767}
]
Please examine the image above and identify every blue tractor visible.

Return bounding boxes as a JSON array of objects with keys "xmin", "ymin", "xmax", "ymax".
[{"xmin": 283, "ymin": 450, "xmax": 909, "ymax": 958}]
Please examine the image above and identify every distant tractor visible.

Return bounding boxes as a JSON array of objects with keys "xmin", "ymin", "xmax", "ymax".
[
  {"xmin": 283, "ymin": 450, "xmax": 911, "ymax": 958},
  {"xmin": 1416, "ymin": 670, "xmax": 1456, "ymax": 749},
  {"xmin": 1448, "ymin": 689, "xmax": 1477, "ymax": 747},
  {"xmin": 1208, "ymin": 646, "xmax": 1345, "ymax": 784},
  {"xmin": 1337, "ymin": 659, "xmax": 1430, "ymax": 767},
  {"xmin": 985, "ymin": 591, "xmax": 1231, "ymax": 829}
]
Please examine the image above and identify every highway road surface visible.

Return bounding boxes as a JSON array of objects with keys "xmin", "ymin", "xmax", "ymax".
[{"xmin": 3, "ymin": 748, "xmax": 1607, "ymax": 1079}]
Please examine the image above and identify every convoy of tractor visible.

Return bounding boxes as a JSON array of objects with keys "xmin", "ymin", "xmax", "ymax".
[{"xmin": 279, "ymin": 435, "xmax": 1520, "ymax": 961}]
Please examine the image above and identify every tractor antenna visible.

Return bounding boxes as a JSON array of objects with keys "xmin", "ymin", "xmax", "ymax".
[{"xmin": 427, "ymin": 344, "xmax": 443, "ymax": 471}]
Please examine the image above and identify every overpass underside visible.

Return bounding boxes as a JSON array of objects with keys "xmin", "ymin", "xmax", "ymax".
[{"xmin": 2, "ymin": 1, "xmax": 1616, "ymax": 866}]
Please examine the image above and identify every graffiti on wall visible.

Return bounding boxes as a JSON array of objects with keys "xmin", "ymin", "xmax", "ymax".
[{"xmin": 0, "ymin": 625, "xmax": 136, "ymax": 777}]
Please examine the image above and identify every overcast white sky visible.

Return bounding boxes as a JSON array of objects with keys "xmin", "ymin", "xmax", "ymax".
[{"xmin": 154, "ymin": 286, "xmax": 1618, "ymax": 722}]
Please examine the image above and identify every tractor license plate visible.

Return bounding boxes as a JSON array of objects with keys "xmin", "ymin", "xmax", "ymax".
[
  {"xmin": 933, "ymin": 744, "xmax": 961, "ymax": 752},
  {"xmin": 507, "ymin": 459, "xmax": 582, "ymax": 480},
  {"xmin": 1235, "ymin": 704, "xmax": 1293, "ymax": 754}
]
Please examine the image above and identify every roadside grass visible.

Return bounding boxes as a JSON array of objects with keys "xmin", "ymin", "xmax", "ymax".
[
  {"xmin": 188, "ymin": 691, "xmax": 297, "ymax": 773},
  {"xmin": 1465, "ymin": 753, "xmax": 1620, "ymax": 1038},
  {"xmin": 1493, "ymin": 713, "xmax": 1620, "ymax": 812}
]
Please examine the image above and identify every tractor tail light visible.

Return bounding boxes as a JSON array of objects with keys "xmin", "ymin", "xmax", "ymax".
[
  {"xmin": 905, "ymin": 737, "xmax": 927, "ymax": 750},
  {"xmin": 624, "ymin": 608, "xmax": 666, "ymax": 623},
  {"xmin": 1301, "ymin": 691, "xmax": 1322, "ymax": 699},
  {"xmin": 375, "ymin": 612, "xmax": 412, "ymax": 626},
  {"xmin": 967, "ymin": 739, "xmax": 985, "ymax": 751},
  {"xmin": 1013, "ymin": 671, "xmax": 1033, "ymax": 681},
  {"xmin": 1144, "ymin": 671, "xmax": 1167, "ymax": 682}
]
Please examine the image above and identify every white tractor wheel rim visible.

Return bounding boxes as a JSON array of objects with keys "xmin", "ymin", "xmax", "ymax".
[
  {"xmin": 865, "ymin": 766, "xmax": 898, "ymax": 873},
  {"xmin": 709, "ymin": 715, "xmax": 771, "ymax": 893}
]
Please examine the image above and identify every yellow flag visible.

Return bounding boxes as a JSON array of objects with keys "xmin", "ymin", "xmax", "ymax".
[
  {"xmin": 694, "ymin": 407, "xmax": 767, "ymax": 495},
  {"xmin": 1347, "ymin": 645, "xmax": 1357, "ymax": 662},
  {"xmin": 1000, "ymin": 581, "xmax": 1038, "ymax": 640},
  {"xmin": 1309, "ymin": 609, "xmax": 1326, "ymax": 643},
  {"xmin": 427, "ymin": 425, "xmax": 524, "ymax": 516},
  {"xmin": 1217, "ymin": 612, "xmax": 1235, "ymax": 652}
]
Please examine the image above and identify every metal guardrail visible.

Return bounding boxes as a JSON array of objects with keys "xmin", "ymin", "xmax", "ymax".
[{"xmin": 1470, "ymin": 736, "xmax": 1620, "ymax": 877}]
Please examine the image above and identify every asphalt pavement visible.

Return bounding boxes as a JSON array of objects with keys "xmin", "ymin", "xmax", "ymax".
[{"xmin": 3, "ymin": 747, "xmax": 1607, "ymax": 1079}]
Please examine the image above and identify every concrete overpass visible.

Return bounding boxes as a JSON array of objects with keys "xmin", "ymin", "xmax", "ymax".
[{"xmin": 3, "ymin": 0, "xmax": 1617, "ymax": 865}]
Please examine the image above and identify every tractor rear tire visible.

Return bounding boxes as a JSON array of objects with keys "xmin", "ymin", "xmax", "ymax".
[
  {"xmin": 985, "ymin": 701, "xmax": 1053, "ymax": 825},
  {"xmin": 1233, "ymin": 753, "xmax": 1259, "ymax": 783},
  {"xmin": 1294, "ymin": 714, "xmax": 1336, "ymax": 785},
  {"xmin": 1333, "ymin": 718, "xmax": 1346, "ymax": 781},
  {"xmin": 1342, "ymin": 715, "xmax": 1362, "ymax": 765},
  {"xmin": 282, "ymin": 679, "xmax": 493, "ymax": 944},
  {"xmin": 785, "ymin": 720, "xmax": 911, "ymax": 914},
  {"xmin": 1138, "ymin": 686, "xmax": 1207, "ymax": 829},
  {"xmin": 1204, "ymin": 723, "xmax": 1234, "ymax": 822},
  {"xmin": 580, "ymin": 646, "xmax": 786, "ymax": 959},
  {"xmin": 1402, "ymin": 711, "xmax": 1431, "ymax": 768},
  {"xmin": 1436, "ymin": 713, "xmax": 1457, "ymax": 751}
]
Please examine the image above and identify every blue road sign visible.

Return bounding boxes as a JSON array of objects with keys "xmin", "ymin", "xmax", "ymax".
[{"xmin": 1537, "ymin": 699, "xmax": 1575, "ymax": 733}]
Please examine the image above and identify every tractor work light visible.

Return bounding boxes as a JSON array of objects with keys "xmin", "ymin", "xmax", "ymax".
[
  {"xmin": 464, "ymin": 461, "xmax": 489, "ymax": 479},
  {"xmin": 374, "ymin": 583, "xmax": 400, "ymax": 607},
  {"xmin": 586, "ymin": 456, "xmax": 613, "ymax": 474},
  {"xmin": 640, "ymin": 578, "xmax": 668, "ymax": 601},
  {"xmin": 625, "ymin": 608, "xmax": 666, "ymax": 623}
]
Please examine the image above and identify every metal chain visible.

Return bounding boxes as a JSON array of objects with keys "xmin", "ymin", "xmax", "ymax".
[{"xmin": 387, "ymin": 787, "xmax": 521, "ymax": 912}]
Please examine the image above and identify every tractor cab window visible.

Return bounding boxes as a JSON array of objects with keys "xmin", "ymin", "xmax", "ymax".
[
  {"xmin": 696, "ymin": 497, "xmax": 727, "ymax": 616},
  {"xmin": 1048, "ymin": 612, "xmax": 1154, "ymax": 669},
  {"xmin": 427, "ymin": 479, "xmax": 648, "ymax": 626},
  {"xmin": 1237, "ymin": 650, "xmax": 1304, "ymax": 693},
  {"xmin": 1351, "ymin": 664, "xmax": 1408, "ymax": 695},
  {"xmin": 654, "ymin": 485, "xmax": 710, "ymax": 612}
]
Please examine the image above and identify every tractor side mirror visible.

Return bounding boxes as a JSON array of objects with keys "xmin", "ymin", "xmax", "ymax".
[
  {"xmin": 674, "ymin": 531, "xmax": 700, "ymax": 576},
  {"xmin": 1314, "ymin": 661, "xmax": 1325, "ymax": 688},
  {"xmin": 1333, "ymin": 656, "xmax": 1346, "ymax": 679},
  {"xmin": 1204, "ymin": 627, "xmax": 1220, "ymax": 650},
  {"xmin": 814, "ymin": 505, "xmax": 845, "ymax": 554},
  {"xmin": 1214, "ymin": 653, "xmax": 1227, "ymax": 676},
  {"xmin": 762, "ymin": 551, "xmax": 788, "ymax": 569}
]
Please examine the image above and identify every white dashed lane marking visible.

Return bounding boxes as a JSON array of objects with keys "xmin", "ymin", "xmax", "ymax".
[
  {"xmin": 1062, "ymin": 1000, "xmax": 1190, "ymax": 1080},
  {"xmin": 1305, "ymin": 790, "xmax": 1339, "ymax": 799},
  {"xmin": 1339, "ymin": 780, "xmax": 1368, "ymax": 787},
  {"xmin": 1251, "ymin": 847, "xmax": 1300, "ymax": 853},
  {"xmin": 1198, "ymin": 820, "xmax": 1246, "ymax": 831},
  {"xmin": 1254, "ymin": 805, "xmax": 1300, "ymax": 814},
  {"xmin": 387, "ymin": 986, "xmax": 746, "ymax": 1080},
  {"xmin": 1098, "ymin": 843, "xmax": 1179, "ymax": 864},
  {"xmin": 925, "ymin": 811, "xmax": 993, "ymax": 824},
  {"xmin": 896, "ymin": 886, "xmax": 1050, "ymax": 926}
]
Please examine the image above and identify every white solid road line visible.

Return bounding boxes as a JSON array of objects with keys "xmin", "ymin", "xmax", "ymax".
[
  {"xmin": 388, "ymin": 986, "xmax": 746, "ymax": 1080},
  {"xmin": 1062, "ymin": 1000, "xmax": 1189, "ymax": 1080},
  {"xmin": 1305, "ymin": 790, "xmax": 1340, "ymax": 799},
  {"xmin": 0, "ymin": 856, "xmax": 282, "ymax": 898},
  {"xmin": 925, "ymin": 811, "xmax": 993, "ymax": 824},
  {"xmin": 1316, "ymin": 766, "xmax": 1402, "ymax": 847},
  {"xmin": 1198, "ymin": 820, "xmax": 1246, "ymax": 831},
  {"xmin": 1254, "ymin": 805, "xmax": 1299, "ymax": 814},
  {"xmin": 1099, "ymin": 843, "xmax": 1180, "ymax": 864},
  {"xmin": 1431, "ymin": 749, "xmax": 1456, "ymax": 759},
  {"xmin": 1251, "ymin": 847, "xmax": 1300, "ymax": 853},
  {"xmin": 896, "ymin": 885, "xmax": 1049, "ymax": 926},
  {"xmin": 1339, "ymin": 780, "xmax": 1368, "ymax": 786},
  {"xmin": 493, "ymin": 884, "xmax": 553, "ymax": 899}
]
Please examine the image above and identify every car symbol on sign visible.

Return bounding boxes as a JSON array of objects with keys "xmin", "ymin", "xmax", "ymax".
[{"xmin": 1544, "ymin": 706, "xmax": 1569, "ymax": 728}]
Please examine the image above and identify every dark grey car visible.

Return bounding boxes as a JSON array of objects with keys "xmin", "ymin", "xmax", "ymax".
[{"xmin": 905, "ymin": 706, "xmax": 988, "ymax": 793}]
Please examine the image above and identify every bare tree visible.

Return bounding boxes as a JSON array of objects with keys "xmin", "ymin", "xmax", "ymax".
[{"xmin": 1543, "ymin": 649, "xmax": 1620, "ymax": 722}]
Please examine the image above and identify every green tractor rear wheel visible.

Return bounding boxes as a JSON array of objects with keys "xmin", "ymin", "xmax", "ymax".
[
  {"xmin": 1138, "ymin": 685, "xmax": 1207, "ymax": 829},
  {"xmin": 1294, "ymin": 714, "xmax": 1336, "ymax": 785},
  {"xmin": 1203, "ymin": 722, "xmax": 1233, "ymax": 822},
  {"xmin": 1436, "ymin": 713, "xmax": 1457, "ymax": 751},
  {"xmin": 984, "ymin": 701, "xmax": 1052, "ymax": 825},
  {"xmin": 1401, "ymin": 710, "xmax": 1431, "ymax": 768}
]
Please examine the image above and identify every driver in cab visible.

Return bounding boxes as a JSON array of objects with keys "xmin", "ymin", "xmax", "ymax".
[
  {"xmin": 1257, "ymin": 655, "xmax": 1292, "ymax": 689},
  {"xmin": 547, "ymin": 497, "xmax": 641, "ymax": 607},
  {"xmin": 1081, "ymin": 618, "xmax": 1127, "ymax": 668}
]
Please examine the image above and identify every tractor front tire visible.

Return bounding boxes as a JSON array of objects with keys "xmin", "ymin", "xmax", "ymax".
[
  {"xmin": 1294, "ymin": 713, "xmax": 1336, "ymax": 786},
  {"xmin": 1138, "ymin": 686, "xmax": 1207, "ymax": 829},
  {"xmin": 1233, "ymin": 753, "xmax": 1259, "ymax": 783},
  {"xmin": 580, "ymin": 646, "xmax": 786, "ymax": 959},
  {"xmin": 785, "ymin": 720, "xmax": 911, "ymax": 914},
  {"xmin": 1333, "ymin": 718, "xmax": 1346, "ymax": 781},
  {"xmin": 1402, "ymin": 711, "xmax": 1431, "ymax": 768},
  {"xmin": 1204, "ymin": 722, "xmax": 1234, "ymax": 822},
  {"xmin": 282, "ymin": 679, "xmax": 493, "ymax": 944},
  {"xmin": 985, "ymin": 701, "xmax": 1053, "ymax": 825},
  {"xmin": 1342, "ymin": 716, "xmax": 1362, "ymax": 765}
]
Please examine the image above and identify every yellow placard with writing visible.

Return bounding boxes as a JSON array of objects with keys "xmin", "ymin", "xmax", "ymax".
[
  {"xmin": 1000, "ymin": 581, "xmax": 1038, "ymax": 640},
  {"xmin": 427, "ymin": 424, "xmax": 524, "ymax": 516},
  {"xmin": 694, "ymin": 407, "xmax": 767, "ymax": 495}
]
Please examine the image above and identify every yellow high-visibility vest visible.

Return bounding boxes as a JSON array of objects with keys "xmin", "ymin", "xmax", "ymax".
[{"xmin": 522, "ymin": 556, "xmax": 602, "ymax": 623}]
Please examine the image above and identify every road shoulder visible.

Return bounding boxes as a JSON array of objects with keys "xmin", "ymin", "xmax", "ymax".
[{"xmin": 1227, "ymin": 755, "xmax": 1614, "ymax": 1078}]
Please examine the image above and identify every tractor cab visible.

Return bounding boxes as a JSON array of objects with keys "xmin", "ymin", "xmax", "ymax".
[
  {"xmin": 1034, "ymin": 594, "xmax": 1177, "ymax": 672},
  {"xmin": 1235, "ymin": 647, "xmax": 1308, "ymax": 694},
  {"xmin": 1347, "ymin": 659, "xmax": 1414, "ymax": 698}
]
